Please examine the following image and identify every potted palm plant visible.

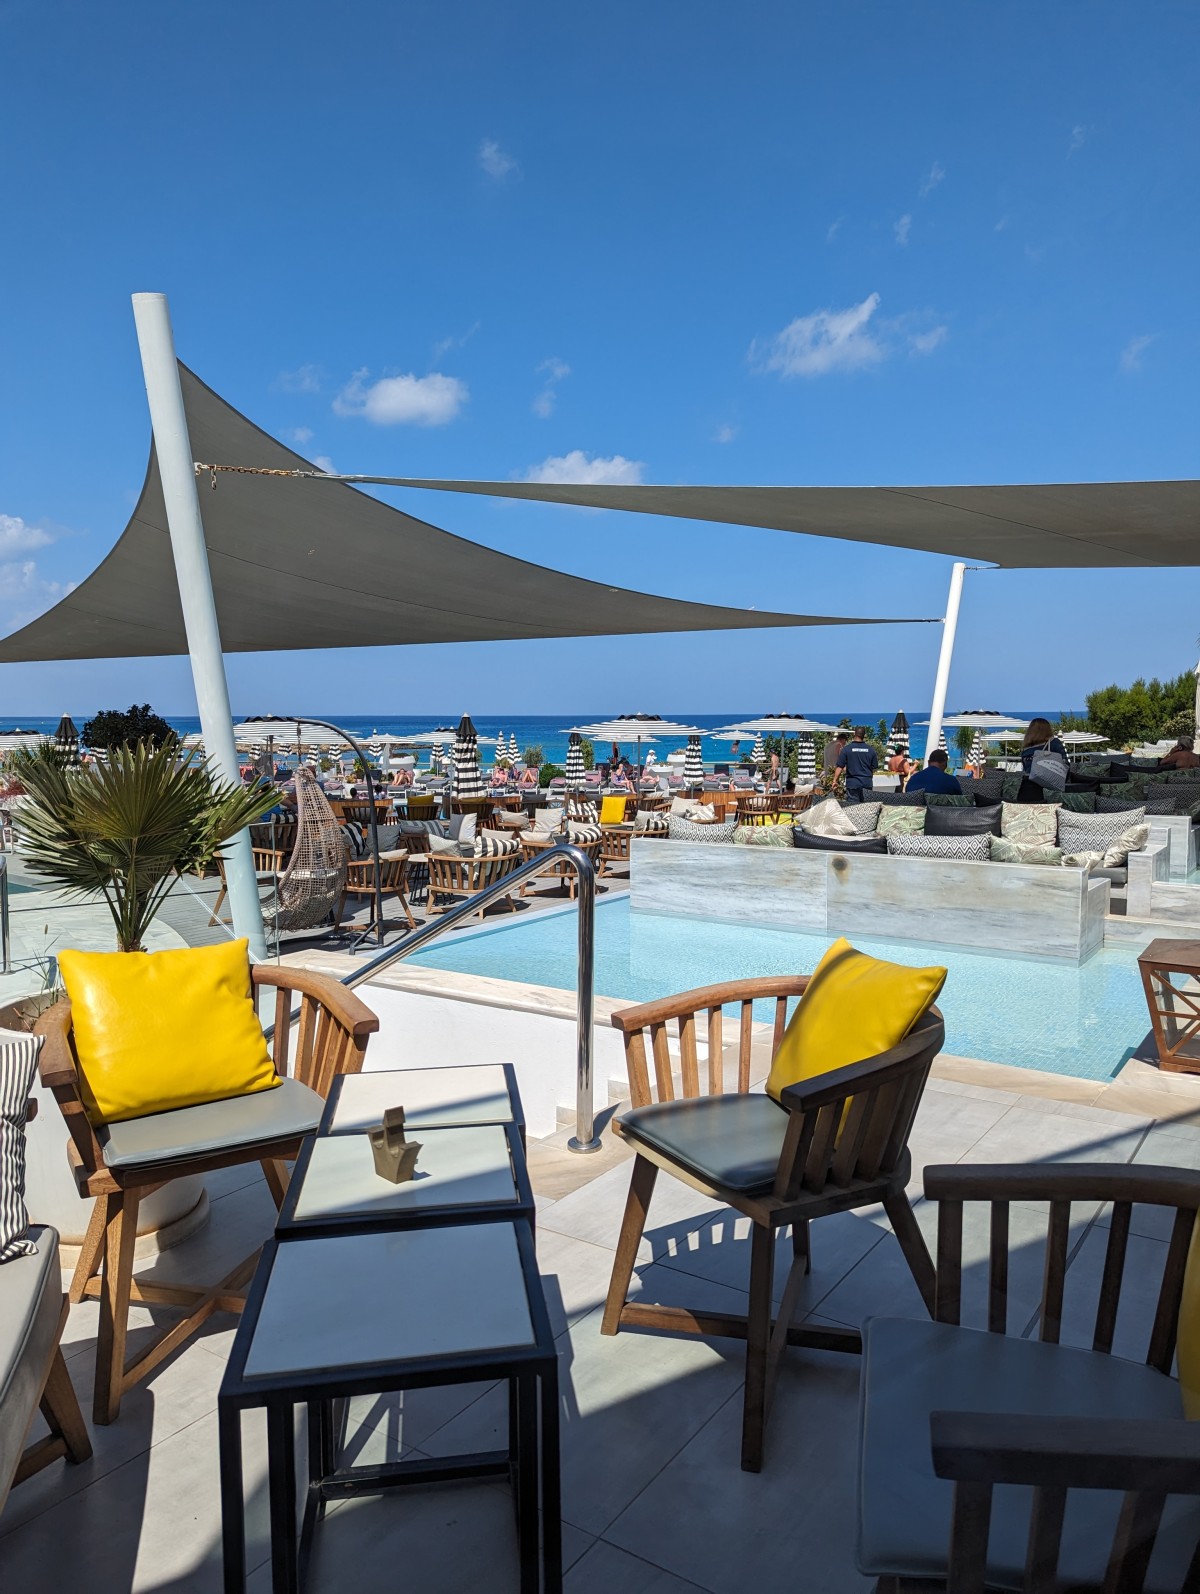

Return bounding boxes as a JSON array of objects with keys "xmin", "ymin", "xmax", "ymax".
[{"xmin": 10, "ymin": 739, "xmax": 279, "ymax": 951}]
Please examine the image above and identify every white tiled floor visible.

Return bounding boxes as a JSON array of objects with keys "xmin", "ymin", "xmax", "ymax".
[{"xmin": 4, "ymin": 1076, "xmax": 1199, "ymax": 1593}]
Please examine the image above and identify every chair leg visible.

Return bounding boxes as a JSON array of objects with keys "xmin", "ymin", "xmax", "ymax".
[
  {"xmin": 261, "ymin": 1158, "xmax": 290, "ymax": 1210},
  {"xmin": 207, "ymin": 883, "xmax": 227, "ymax": 926},
  {"xmin": 94, "ymin": 1188, "xmax": 140, "ymax": 1426},
  {"xmin": 883, "ymin": 1190, "xmax": 937, "ymax": 1316},
  {"xmin": 741, "ymin": 1221, "xmax": 776, "ymax": 1473},
  {"xmin": 40, "ymin": 1343, "xmax": 92, "ymax": 1464},
  {"xmin": 601, "ymin": 1155, "xmax": 657, "ymax": 1336},
  {"xmin": 70, "ymin": 1193, "xmax": 108, "ymax": 1304},
  {"xmin": 792, "ymin": 1219, "xmax": 811, "ymax": 1275}
]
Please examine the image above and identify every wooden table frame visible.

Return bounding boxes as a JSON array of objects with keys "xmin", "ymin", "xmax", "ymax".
[{"xmin": 1138, "ymin": 938, "xmax": 1200, "ymax": 1073}]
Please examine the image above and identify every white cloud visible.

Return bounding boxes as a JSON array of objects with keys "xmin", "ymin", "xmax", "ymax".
[
  {"xmin": 479, "ymin": 138, "xmax": 519, "ymax": 180},
  {"xmin": 276, "ymin": 364, "xmax": 321, "ymax": 394},
  {"xmin": 0, "ymin": 514, "xmax": 53, "ymax": 556},
  {"xmin": 433, "ymin": 321, "xmax": 481, "ymax": 360},
  {"xmin": 312, "ymin": 455, "xmax": 336, "ymax": 474},
  {"xmin": 1120, "ymin": 333, "xmax": 1156, "ymax": 373},
  {"xmin": 286, "ymin": 426, "xmax": 314, "ymax": 446},
  {"xmin": 1068, "ymin": 124, "xmax": 1089, "ymax": 155},
  {"xmin": 826, "ymin": 217, "xmax": 844, "ymax": 243},
  {"xmin": 523, "ymin": 450, "xmax": 644, "ymax": 486},
  {"xmin": 751, "ymin": 295, "xmax": 948, "ymax": 378},
  {"xmin": 750, "ymin": 293, "xmax": 886, "ymax": 378},
  {"xmin": 894, "ymin": 213, "xmax": 912, "ymax": 246},
  {"xmin": 909, "ymin": 326, "xmax": 948, "ymax": 355},
  {"xmin": 994, "ymin": 215, "xmax": 1010, "ymax": 232},
  {"xmin": 919, "ymin": 161, "xmax": 945, "ymax": 197},
  {"xmin": 713, "ymin": 423, "xmax": 738, "ymax": 444},
  {"xmin": 532, "ymin": 357, "xmax": 571, "ymax": 418},
  {"xmin": 333, "ymin": 369, "xmax": 468, "ymax": 426}
]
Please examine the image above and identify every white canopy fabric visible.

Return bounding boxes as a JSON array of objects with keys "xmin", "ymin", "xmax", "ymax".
[
  {"xmin": 716, "ymin": 715, "xmax": 842, "ymax": 734},
  {"xmin": 0, "ymin": 367, "xmax": 922, "ymax": 664},
  {"xmin": 921, "ymin": 713, "xmax": 1030, "ymax": 729},
  {"xmin": 566, "ymin": 717, "xmax": 705, "ymax": 740},
  {"xmin": 360, "ymin": 475, "xmax": 1200, "ymax": 570}
]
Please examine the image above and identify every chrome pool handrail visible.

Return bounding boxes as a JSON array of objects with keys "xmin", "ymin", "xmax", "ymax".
[{"xmin": 339, "ymin": 843, "xmax": 601, "ymax": 1153}]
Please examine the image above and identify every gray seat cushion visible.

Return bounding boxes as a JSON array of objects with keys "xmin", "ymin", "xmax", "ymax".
[
  {"xmin": 0, "ymin": 1225, "xmax": 61, "ymax": 1502},
  {"xmin": 100, "ymin": 1077, "xmax": 323, "ymax": 1170},
  {"xmin": 618, "ymin": 1094, "xmax": 789, "ymax": 1193},
  {"xmin": 857, "ymin": 1315, "xmax": 1199, "ymax": 1592}
]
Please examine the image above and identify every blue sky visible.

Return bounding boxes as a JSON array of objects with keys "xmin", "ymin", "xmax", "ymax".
[{"xmin": 1, "ymin": 1, "xmax": 1197, "ymax": 719}]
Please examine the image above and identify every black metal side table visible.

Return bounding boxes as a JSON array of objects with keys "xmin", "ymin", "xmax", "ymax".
[{"xmin": 218, "ymin": 1220, "xmax": 559, "ymax": 1594}]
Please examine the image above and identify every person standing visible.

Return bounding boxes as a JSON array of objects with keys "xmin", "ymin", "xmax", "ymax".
[
  {"xmin": 837, "ymin": 726, "xmax": 878, "ymax": 804},
  {"xmin": 1019, "ymin": 717, "xmax": 1068, "ymax": 801}
]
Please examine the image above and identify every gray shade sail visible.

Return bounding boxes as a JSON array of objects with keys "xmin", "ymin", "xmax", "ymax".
[
  {"xmin": 361, "ymin": 475, "xmax": 1200, "ymax": 570},
  {"xmin": 0, "ymin": 367, "xmax": 921, "ymax": 664}
]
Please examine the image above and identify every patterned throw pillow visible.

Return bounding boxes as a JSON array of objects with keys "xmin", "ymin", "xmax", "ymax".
[
  {"xmin": 0, "ymin": 1031, "xmax": 43, "ymax": 1263},
  {"xmin": 1062, "ymin": 850, "xmax": 1104, "ymax": 870},
  {"xmin": 1057, "ymin": 808, "xmax": 1145, "ymax": 854},
  {"xmin": 633, "ymin": 810, "xmax": 668, "ymax": 835},
  {"xmin": 989, "ymin": 835, "xmax": 1064, "ymax": 866},
  {"xmin": 841, "ymin": 802, "xmax": 882, "ymax": 834},
  {"xmin": 1144, "ymin": 798, "xmax": 1179, "ymax": 815},
  {"xmin": 1060, "ymin": 792, "xmax": 1097, "ymax": 813},
  {"xmin": 1001, "ymin": 802, "xmax": 1059, "ymax": 847},
  {"xmin": 1096, "ymin": 795, "xmax": 1146, "ymax": 813},
  {"xmin": 885, "ymin": 832, "xmax": 990, "ymax": 861},
  {"xmin": 877, "ymin": 805, "xmax": 927, "ymax": 837},
  {"xmin": 1104, "ymin": 823, "xmax": 1151, "ymax": 868},
  {"xmin": 667, "ymin": 816, "xmax": 737, "ymax": 844},
  {"xmin": 399, "ymin": 818, "xmax": 446, "ymax": 837},
  {"xmin": 876, "ymin": 791, "xmax": 926, "ymax": 807},
  {"xmin": 924, "ymin": 794, "xmax": 973, "ymax": 807},
  {"xmin": 733, "ymin": 823, "xmax": 794, "ymax": 848},
  {"xmin": 565, "ymin": 821, "xmax": 603, "ymax": 845},
  {"xmin": 473, "ymin": 830, "xmax": 521, "ymax": 859}
]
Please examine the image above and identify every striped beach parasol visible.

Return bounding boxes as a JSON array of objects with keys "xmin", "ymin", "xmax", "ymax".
[
  {"xmin": 54, "ymin": 714, "xmax": 81, "ymax": 767},
  {"xmin": 450, "ymin": 714, "xmax": 487, "ymax": 799},
  {"xmin": 510, "ymin": 733, "xmax": 522, "ymax": 763},
  {"xmin": 683, "ymin": 734, "xmax": 704, "ymax": 784},
  {"xmin": 889, "ymin": 711, "xmax": 910, "ymax": 756},
  {"xmin": 937, "ymin": 729, "xmax": 948, "ymax": 755},
  {"xmin": 751, "ymin": 734, "xmax": 765, "ymax": 769},
  {"xmin": 429, "ymin": 741, "xmax": 444, "ymax": 774},
  {"xmin": 796, "ymin": 733, "xmax": 817, "ymax": 785},
  {"xmin": 967, "ymin": 730, "xmax": 986, "ymax": 767},
  {"xmin": 496, "ymin": 731, "xmax": 509, "ymax": 765},
  {"xmin": 564, "ymin": 732, "xmax": 585, "ymax": 788}
]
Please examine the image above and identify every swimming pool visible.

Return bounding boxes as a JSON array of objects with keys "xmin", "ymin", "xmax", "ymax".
[{"xmin": 408, "ymin": 898, "xmax": 1150, "ymax": 1082}]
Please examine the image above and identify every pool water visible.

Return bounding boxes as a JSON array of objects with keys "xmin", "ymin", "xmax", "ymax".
[{"xmin": 409, "ymin": 899, "xmax": 1150, "ymax": 1082}]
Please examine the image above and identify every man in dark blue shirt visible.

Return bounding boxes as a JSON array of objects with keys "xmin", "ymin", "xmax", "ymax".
[
  {"xmin": 836, "ymin": 726, "xmax": 879, "ymax": 803},
  {"xmin": 905, "ymin": 749, "xmax": 962, "ymax": 795}
]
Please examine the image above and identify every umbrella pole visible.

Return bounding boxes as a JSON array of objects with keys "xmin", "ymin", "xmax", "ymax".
[{"xmin": 926, "ymin": 561, "xmax": 966, "ymax": 760}]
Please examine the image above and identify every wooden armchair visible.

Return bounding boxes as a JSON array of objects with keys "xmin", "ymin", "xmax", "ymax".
[
  {"xmin": 207, "ymin": 844, "xmax": 288, "ymax": 927},
  {"xmin": 35, "ymin": 966, "xmax": 379, "ymax": 1425},
  {"xmin": 735, "ymin": 793, "xmax": 780, "ymax": 824},
  {"xmin": 426, "ymin": 849, "xmax": 521, "ymax": 920},
  {"xmin": 857, "ymin": 1162, "xmax": 1200, "ymax": 1592},
  {"xmin": 334, "ymin": 848, "xmax": 418, "ymax": 933},
  {"xmin": 604, "ymin": 977, "xmax": 942, "ymax": 1471}
]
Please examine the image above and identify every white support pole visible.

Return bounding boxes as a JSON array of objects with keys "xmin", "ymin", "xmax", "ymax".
[
  {"xmin": 926, "ymin": 561, "xmax": 966, "ymax": 761},
  {"xmin": 131, "ymin": 293, "xmax": 268, "ymax": 960}
]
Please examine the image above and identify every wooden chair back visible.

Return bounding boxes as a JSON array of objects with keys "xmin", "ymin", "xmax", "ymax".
[
  {"xmin": 612, "ymin": 975, "xmax": 814, "ymax": 1107},
  {"xmin": 927, "ymin": 1162, "xmax": 1200, "ymax": 1368},
  {"xmin": 450, "ymin": 797, "xmax": 493, "ymax": 820},
  {"xmin": 332, "ymin": 799, "xmax": 391, "ymax": 826},
  {"xmin": 736, "ymin": 793, "xmax": 779, "ymax": 822},
  {"xmin": 35, "ymin": 964, "xmax": 380, "ymax": 1191},
  {"xmin": 426, "ymin": 850, "xmax": 520, "ymax": 897}
]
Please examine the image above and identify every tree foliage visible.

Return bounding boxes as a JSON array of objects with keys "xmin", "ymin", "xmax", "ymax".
[
  {"xmin": 11, "ymin": 741, "xmax": 278, "ymax": 951},
  {"xmin": 1085, "ymin": 672, "xmax": 1195, "ymax": 747},
  {"xmin": 83, "ymin": 703, "xmax": 176, "ymax": 751}
]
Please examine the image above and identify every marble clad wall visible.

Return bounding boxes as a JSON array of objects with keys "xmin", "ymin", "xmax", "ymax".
[{"xmin": 630, "ymin": 840, "xmax": 1111, "ymax": 962}]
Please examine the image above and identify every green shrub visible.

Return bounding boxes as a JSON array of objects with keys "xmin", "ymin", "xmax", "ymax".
[
  {"xmin": 538, "ymin": 763, "xmax": 563, "ymax": 788},
  {"xmin": 523, "ymin": 745, "xmax": 544, "ymax": 768}
]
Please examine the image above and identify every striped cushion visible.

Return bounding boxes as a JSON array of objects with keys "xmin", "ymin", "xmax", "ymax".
[
  {"xmin": 473, "ymin": 831, "xmax": 521, "ymax": 859},
  {"xmin": 633, "ymin": 811, "xmax": 668, "ymax": 835},
  {"xmin": 0, "ymin": 1030, "xmax": 42, "ymax": 1263},
  {"xmin": 567, "ymin": 800, "xmax": 599, "ymax": 823},
  {"xmin": 565, "ymin": 822, "xmax": 603, "ymax": 845},
  {"xmin": 340, "ymin": 822, "xmax": 367, "ymax": 858}
]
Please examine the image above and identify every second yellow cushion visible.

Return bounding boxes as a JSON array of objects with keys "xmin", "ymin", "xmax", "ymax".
[
  {"xmin": 59, "ymin": 940, "xmax": 279, "ymax": 1125},
  {"xmin": 600, "ymin": 796, "xmax": 628, "ymax": 825},
  {"xmin": 765, "ymin": 937, "xmax": 946, "ymax": 1102}
]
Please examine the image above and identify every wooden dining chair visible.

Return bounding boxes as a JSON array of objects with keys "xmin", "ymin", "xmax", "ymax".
[
  {"xmin": 735, "ymin": 793, "xmax": 780, "ymax": 825},
  {"xmin": 603, "ymin": 977, "xmax": 943, "ymax": 1471},
  {"xmin": 859, "ymin": 1162, "xmax": 1200, "ymax": 1591},
  {"xmin": 334, "ymin": 848, "xmax": 418, "ymax": 932},
  {"xmin": 36, "ymin": 965, "xmax": 379, "ymax": 1425}
]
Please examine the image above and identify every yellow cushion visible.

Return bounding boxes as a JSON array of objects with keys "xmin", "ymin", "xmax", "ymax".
[
  {"xmin": 59, "ymin": 940, "xmax": 279, "ymax": 1125},
  {"xmin": 765, "ymin": 937, "xmax": 946, "ymax": 1102},
  {"xmin": 1179, "ymin": 1218, "xmax": 1200, "ymax": 1418},
  {"xmin": 600, "ymin": 796, "xmax": 627, "ymax": 825}
]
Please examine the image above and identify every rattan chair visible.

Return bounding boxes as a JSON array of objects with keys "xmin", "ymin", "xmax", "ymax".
[
  {"xmin": 258, "ymin": 767, "xmax": 348, "ymax": 939},
  {"xmin": 36, "ymin": 965, "xmax": 379, "ymax": 1425},
  {"xmin": 603, "ymin": 977, "xmax": 943, "ymax": 1471},
  {"xmin": 858, "ymin": 1163, "xmax": 1200, "ymax": 1591}
]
